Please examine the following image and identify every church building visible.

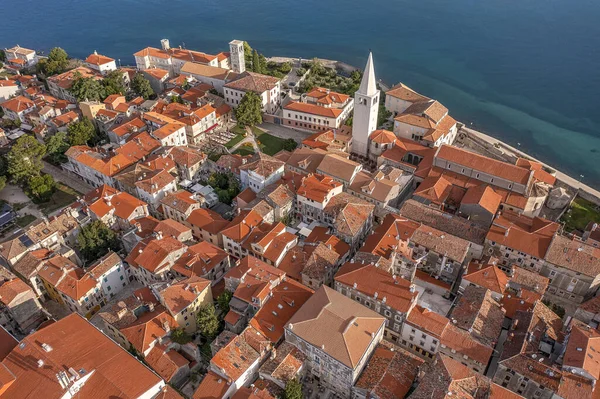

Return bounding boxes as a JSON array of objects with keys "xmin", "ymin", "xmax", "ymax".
[{"xmin": 351, "ymin": 52, "xmax": 380, "ymax": 160}]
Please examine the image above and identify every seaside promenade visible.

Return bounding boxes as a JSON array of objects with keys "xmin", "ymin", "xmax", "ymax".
[{"xmin": 462, "ymin": 127, "xmax": 600, "ymax": 199}]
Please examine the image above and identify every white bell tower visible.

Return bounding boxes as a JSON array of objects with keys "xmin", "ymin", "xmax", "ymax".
[
  {"xmin": 351, "ymin": 52, "xmax": 379, "ymax": 159},
  {"xmin": 229, "ymin": 40, "xmax": 246, "ymax": 73}
]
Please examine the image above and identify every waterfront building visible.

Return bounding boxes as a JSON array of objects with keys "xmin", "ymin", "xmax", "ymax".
[
  {"xmin": 134, "ymin": 39, "xmax": 219, "ymax": 77},
  {"xmin": 4, "ymin": 45, "xmax": 38, "ymax": 69},
  {"xmin": 85, "ymin": 51, "xmax": 117, "ymax": 75}
]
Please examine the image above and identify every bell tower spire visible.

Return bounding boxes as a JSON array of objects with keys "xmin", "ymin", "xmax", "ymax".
[{"xmin": 351, "ymin": 52, "xmax": 380, "ymax": 159}]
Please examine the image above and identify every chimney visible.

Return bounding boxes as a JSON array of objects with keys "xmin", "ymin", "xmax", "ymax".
[
  {"xmin": 94, "ymin": 50, "xmax": 98, "ymax": 55},
  {"xmin": 162, "ymin": 320, "xmax": 170, "ymax": 334}
]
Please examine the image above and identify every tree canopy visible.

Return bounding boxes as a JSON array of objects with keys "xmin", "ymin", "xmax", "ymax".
[
  {"xmin": 283, "ymin": 379, "xmax": 303, "ymax": 399},
  {"xmin": 217, "ymin": 290, "xmax": 233, "ymax": 311},
  {"xmin": 70, "ymin": 72, "xmax": 106, "ymax": 102},
  {"xmin": 235, "ymin": 92, "xmax": 262, "ymax": 127},
  {"xmin": 102, "ymin": 70, "xmax": 126, "ymax": 97},
  {"xmin": 7, "ymin": 135, "xmax": 46, "ymax": 184},
  {"xmin": 207, "ymin": 172, "xmax": 240, "ymax": 205},
  {"xmin": 67, "ymin": 118, "xmax": 97, "ymax": 146},
  {"xmin": 170, "ymin": 328, "xmax": 192, "ymax": 345},
  {"xmin": 131, "ymin": 73, "xmax": 154, "ymax": 100},
  {"xmin": 77, "ymin": 220, "xmax": 120, "ymax": 262},
  {"xmin": 27, "ymin": 174, "xmax": 56, "ymax": 202},
  {"xmin": 283, "ymin": 138, "xmax": 298, "ymax": 152},
  {"xmin": 196, "ymin": 303, "xmax": 220, "ymax": 339},
  {"xmin": 45, "ymin": 132, "xmax": 70, "ymax": 164},
  {"xmin": 37, "ymin": 47, "xmax": 69, "ymax": 76}
]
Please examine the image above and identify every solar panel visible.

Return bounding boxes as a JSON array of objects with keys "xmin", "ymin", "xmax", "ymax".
[{"xmin": 18, "ymin": 234, "xmax": 35, "ymax": 248}]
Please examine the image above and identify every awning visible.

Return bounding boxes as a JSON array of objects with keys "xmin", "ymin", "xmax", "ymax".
[{"xmin": 204, "ymin": 123, "xmax": 219, "ymax": 133}]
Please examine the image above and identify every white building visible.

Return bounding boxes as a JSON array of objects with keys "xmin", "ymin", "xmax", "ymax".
[
  {"xmin": 351, "ymin": 52, "xmax": 380, "ymax": 159},
  {"xmin": 4, "ymin": 45, "xmax": 38, "ymax": 68},
  {"xmin": 0, "ymin": 79, "xmax": 20, "ymax": 101},
  {"xmin": 133, "ymin": 39, "xmax": 219, "ymax": 77},
  {"xmin": 85, "ymin": 51, "xmax": 117, "ymax": 75},
  {"xmin": 151, "ymin": 122, "xmax": 188, "ymax": 147},
  {"xmin": 224, "ymin": 72, "xmax": 281, "ymax": 114},
  {"xmin": 88, "ymin": 251, "xmax": 129, "ymax": 300},
  {"xmin": 239, "ymin": 153, "xmax": 285, "ymax": 193}
]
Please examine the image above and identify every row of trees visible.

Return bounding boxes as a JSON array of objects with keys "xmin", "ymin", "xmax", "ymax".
[{"xmin": 70, "ymin": 70, "xmax": 154, "ymax": 102}]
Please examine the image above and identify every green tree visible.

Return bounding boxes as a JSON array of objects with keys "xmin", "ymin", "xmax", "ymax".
[
  {"xmin": 131, "ymin": 73, "xmax": 154, "ymax": 100},
  {"xmin": 252, "ymin": 50, "xmax": 261, "ymax": 73},
  {"xmin": 102, "ymin": 70, "xmax": 126, "ymax": 96},
  {"xmin": 279, "ymin": 62, "xmax": 292, "ymax": 74},
  {"xmin": 7, "ymin": 135, "xmax": 46, "ymax": 184},
  {"xmin": 170, "ymin": 95, "xmax": 183, "ymax": 104},
  {"xmin": 67, "ymin": 118, "xmax": 96, "ymax": 146},
  {"xmin": 350, "ymin": 69, "xmax": 362, "ymax": 83},
  {"xmin": 235, "ymin": 92, "xmax": 262, "ymax": 127},
  {"xmin": 283, "ymin": 379, "xmax": 303, "ymax": 399},
  {"xmin": 27, "ymin": 174, "xmax": 56, "ymax": 202},
  {"xmin": 282, "ymin": 139, "xmax": 297, "ymax": 152},
  {"xmin": 217, "ymin": 290, "xmax": 233, "ymax": 311},
  {"xmin": 37, "ymin": 47, "xmax": 69, "ymax": 76},
  {"xmin": 196, "ymin": 303, "xmax": 220, "ymax": 339},
  {"xmin": 0, "ymin": 176, "xmax": 6, "ymax": 193},
  {"xmin": 46, "ymin": 132, "xmax": 70, "ymax": 164},
  {"xmin": 70, "ymin": 72, "xmax": 106, "ymax": 102},
  {"xmin": 170, "ymin": 328, "xmax": 192, "ymax": 345},
  {"xmin": 0, "ymin": 50, "xmax": 5, "ymax": 62},
  {"xmin": 207, "ymin": 171, "xmax": 241, "ymax": 205},
  {"xmin": 77, "ymin": 220, "xmax": 120, "ymax": 262},
  {"xmin": 243, "ymin": 42, "xmax": 254, "ymax": 67}
]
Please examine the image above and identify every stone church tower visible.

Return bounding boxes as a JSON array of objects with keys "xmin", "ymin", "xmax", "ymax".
[
  {"xmin": 229, "ymin": 40, "xmax": 246, "ymax": 73},
  {"xmin": 351, "ymin": 52, "xmax": 380, "ymax": 159}
]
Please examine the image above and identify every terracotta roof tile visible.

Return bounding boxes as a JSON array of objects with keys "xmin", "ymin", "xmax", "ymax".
[{"xmin": 286, "ymin": 285, "xmax": 385, "ymax": 369}]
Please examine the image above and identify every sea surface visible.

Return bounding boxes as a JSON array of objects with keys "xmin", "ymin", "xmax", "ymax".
[{"xmin": 2, "ymin": 0, "xmax": 600, "ymax": 187}]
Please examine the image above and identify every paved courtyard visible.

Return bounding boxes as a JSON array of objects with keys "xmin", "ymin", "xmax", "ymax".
[{"xmin": 258, "ymin": 122, "xmax": 312, "ymax": 143}]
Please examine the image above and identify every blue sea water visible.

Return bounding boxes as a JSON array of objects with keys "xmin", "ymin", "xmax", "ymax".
[{"xmin": 2, "ymin": 0, "xmax": 600, "ymax": 186}]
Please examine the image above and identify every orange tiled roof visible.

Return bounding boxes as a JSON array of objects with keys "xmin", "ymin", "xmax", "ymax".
[
  {"xmin": 86, "ymin": 52, "xmax": 114, "ymax": 66},
  {"xmin": 463, "ymin": 262, "xmax": 509, "ymax": 295},
  {"xmin": 186, "ymin": 208, "xmax": 229, "ymax": 235},
  {"xmin": 286, "ymin": 286, "xmax": 385, "ymax": 369},
  {"xmin": 249, "ymin": 279, "xmax": 313, "ymax": 343},
  {"xmin": 158, "ymin": 276, "xmax": 211, "ymax": 314},
  {"xmin": 406, "ymin": 305, "xmax": 449, "ymax": 338},
  {"xmin": 436, "ymin": 145, "xmax": 532, "ymax": 185},
  {"xmin": 284, "ymin": 101, "xmax": 343, "ymax": 118},
  {"xmin": 335, "ymin": 262, "xmax": 417, "ymax": 313},
  {"xmin": 1, "ymin": 313, "xmax": 162, "ymax": 398},
  {"xmin": 1, "ymin": 95, "xmax": 35, "ymax": 113},
  {"xmin": 487, "ymin": 211, "xmax": 559, "ymax": 259},
  {"xmin": 120, "ymin": 306, "xmax": 178, "ymax": 353}
]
